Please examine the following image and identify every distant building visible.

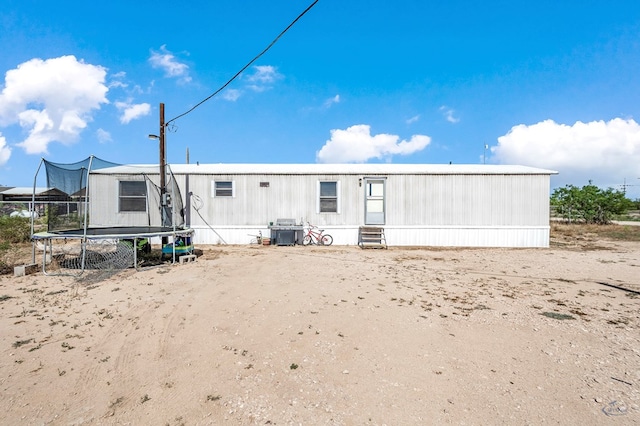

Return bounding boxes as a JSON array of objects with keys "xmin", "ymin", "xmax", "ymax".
[{"xmin": 0, "ymin": 187, "xmax": 71, "ymax": 217}]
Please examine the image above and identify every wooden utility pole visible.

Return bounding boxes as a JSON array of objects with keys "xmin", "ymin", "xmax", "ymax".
[
  {"xmin": 159, "ymin": 103, "xmax": 169, "ymax": 249},
  {"xmin": 159, "ymin": 102, "xmax": 166, "ymax": 212},
  {"xmin": 185, "ymin": 147, "xmax": 191, "ymax": 227}
]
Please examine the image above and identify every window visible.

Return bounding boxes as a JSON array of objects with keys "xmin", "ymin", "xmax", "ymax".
[
  {"xmin": 119, "ymin": 181, "xmax": 147, "ymax": 212},
  {"xmin": 319, "ymin": 181, "xmax": 339, "ymax": 213},
  {"xmin": 213, "ymin": 181, "xmax": 234, "ymax": 197}
]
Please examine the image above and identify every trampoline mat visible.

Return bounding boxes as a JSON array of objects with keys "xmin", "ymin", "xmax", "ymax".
[{"xmin": 33, "ymin": 226, "xmax": 192, "ymax": 239}]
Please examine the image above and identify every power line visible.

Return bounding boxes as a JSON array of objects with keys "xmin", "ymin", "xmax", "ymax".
[
  {"xmin": 166, "ymin": 0, "xmax": 320, "ymax": 126},
  {"xmin": 619, "ymin": 178, "xmax": 639, "ymax": 195}
]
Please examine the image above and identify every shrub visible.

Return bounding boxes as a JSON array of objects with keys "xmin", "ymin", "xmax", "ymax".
[
  {"xmin": 551, "ymin": 182, "xmax": 634, "ymax": 225},
  {"xmin": 0, "ymin": 216, "xmax": 31, "ymax": 244}
]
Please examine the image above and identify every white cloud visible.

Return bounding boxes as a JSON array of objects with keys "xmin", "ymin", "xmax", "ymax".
[
  {"xmin": 247, "ymin": 65, "xmax": 280, "ymax": 83},
  {"xmin": 323, "ymin": 94, "xmax": 340, "ymax": 108},
  {"xmin": 439, "ymin": 106, "xmax": 460, "ymax": 124},
  {"xmin": 149, "ymin": 45, "xmax": 191, "ymax": 83},
  {"xmin": 115, "ymin": 101, "xmax": 151, "ymax": 124},
  {"xmin": 108, "ymin": 71, "xmax": 128, "ymax": 89},
  {"xmin": 493, "ymin": 118, "xmax": 640, "ymax": 190},
  {"xmin": 96, "ymin": 128, "xmax": 112, "ymax": 144},
  {"xmin": 316, "ymin": 124, "xmax": 431, "ymax": 163},
  {"xmin": 222, "ymin": 89, "xmax": 241, "ymax": 102},
  {"xmin": 246, "ymin": 65, "xmax": 282, "ymax": 92},
  {"xmin": 220, "ymin": 65, "xmax": 283, "ymax": 99},
  {"xmin": 110, "ymin": 82, "xmax": 127, "ymax": 90},
  {"xmin": 0, "ymin": 55, "xmax": 108, "ymax": 154},
  {"xmin": 406, "ymin": 115, "xmax": 420, "ymax": 124},
  {"xmin": 109, "ymin": 80, "xmax": 127, "ymax": 89},
  {"xmin": 0, "ymin": 132, "xmax": 11, "ymax": 166}
]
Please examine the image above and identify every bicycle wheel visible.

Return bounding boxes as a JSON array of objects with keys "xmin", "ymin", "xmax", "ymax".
[
  {"xmin": 320, "ymin": 234, "xmax": 333, "ymax": 246},
  {"xmin": 302, "ymin": 234, "xmax": 312, "ymax": 245}
]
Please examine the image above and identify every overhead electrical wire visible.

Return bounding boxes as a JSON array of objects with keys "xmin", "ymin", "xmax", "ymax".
[{"xmin": 166, "ymin": 0, "xmax": 320, "ymax": 127}]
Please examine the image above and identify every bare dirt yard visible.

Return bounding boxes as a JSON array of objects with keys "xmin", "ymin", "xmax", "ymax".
[{"xmin": 1, "ymin": 233, "xmax": 639, "ymax": 424}]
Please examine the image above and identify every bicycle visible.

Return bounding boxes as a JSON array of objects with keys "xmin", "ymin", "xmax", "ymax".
[
  {"xmin": 248, "ymin": 231, "xmax": 262, "ymax": 245},
  {"xmin": 302, "ymin": 223, "xmax": 333, "ymax": 246}
]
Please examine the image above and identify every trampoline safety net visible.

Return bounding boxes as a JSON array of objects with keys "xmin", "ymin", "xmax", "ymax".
[
  {"xmin": 33, "ymin": 156, "xmax": 189, "ymax": 274},
  {"xmin": 41, "ymin": 156, "xmax": 185, "ymax": 233},
  {"xmin": 43, "ymin": 157, "xmax": 120, "ymax": 232}
]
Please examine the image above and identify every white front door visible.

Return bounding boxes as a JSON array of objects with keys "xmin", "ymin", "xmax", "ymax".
[{"xmin": 364, "ymin": 178, "xmax": 385, "ymax": 225}]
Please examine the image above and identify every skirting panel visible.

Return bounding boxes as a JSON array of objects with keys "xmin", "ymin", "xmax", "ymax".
[{"xmin": 188, "ymin": 225, "xmax": 550, "ymax": 248}]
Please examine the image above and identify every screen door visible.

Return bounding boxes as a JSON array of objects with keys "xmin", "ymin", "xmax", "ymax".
[{"xmin": 364, "ymin": 178, "xmax": 385, "ymax": 225}]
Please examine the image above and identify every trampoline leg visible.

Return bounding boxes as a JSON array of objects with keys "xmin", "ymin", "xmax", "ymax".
[
  {"xmin": 134, "ymin": 237, "xmax": 138, "ymax": 270},
  {"xmin": 41, "ymin": 239, "xmax": 48, "ymax": 275},
  {"xmin": 79, "ymin": 239, "xmax": 87, "ymax": 275}
]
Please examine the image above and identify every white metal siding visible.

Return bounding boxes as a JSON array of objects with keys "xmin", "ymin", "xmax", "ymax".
[
  {"xmin": 185, "ymin": 174, "xmax": 361, "ymax": 228},
  {"xmin": 88, "ymin": 174, "xmax": 161, "ymax": 227},
  {"xmin": 383, "ymin": 226, "xmax": 550, "ymax": 248},
  {"xmin": 385, "ymin": 174, "xmax": 550, "ymax": 226},
  {"xmin": 88, "ymin": 166, "xmax": 554, "ymax": 247}
]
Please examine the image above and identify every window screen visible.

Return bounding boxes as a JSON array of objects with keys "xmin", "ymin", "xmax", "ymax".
[
  {"xmin": 214, "ymin": 181, "xmax": 234, "ymax": 197},
  {"xmin": 119, "ymin": 181, "xmax": 147, "ymax": 212},
  {"xmin": 319, "ymin": 181, "xmax": 338, "ymax": 213}
]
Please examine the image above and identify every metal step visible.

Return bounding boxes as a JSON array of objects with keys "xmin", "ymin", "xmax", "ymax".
[{"xmin": 358, "ymin": 226, "xmax": 387, "ymax": 249}]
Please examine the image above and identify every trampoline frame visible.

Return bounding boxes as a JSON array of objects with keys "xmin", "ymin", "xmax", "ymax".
[{"xmin": 32, "ymin": 226, "xmax": 195, "ymax": 275}]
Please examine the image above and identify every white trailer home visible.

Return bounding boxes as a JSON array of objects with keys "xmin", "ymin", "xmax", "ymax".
[{"xmin": 88, "ymin": 163, "xmax": 557, "ymax": 247}]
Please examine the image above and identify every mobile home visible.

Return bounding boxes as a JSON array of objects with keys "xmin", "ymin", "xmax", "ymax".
[{"xmin": 88, "ymin": 163, "xmax": 557, "ymax": 247}]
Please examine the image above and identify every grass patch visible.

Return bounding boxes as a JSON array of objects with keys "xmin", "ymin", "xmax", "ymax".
[
  {"xmin": 551, "ymin": 223, "xmax": 640, "ymax": 242},
  {"xmin": 541, "ymin": 311, "xmax": 575, "ymax": 320},
  {"xmin": 0, "ymin": 241, "xmax": 35, "ymax": 275},
  {"xmin": 474, "ymin": 304, "xmax": 491, "ymax": 310},
  {"xmin": 612, "ymin": 210, "xmax": 640, "ymax": 221},
  {"xmin": 12, "ymin": 338, "xmax": 34, "ymax": 348},
  {"xmin": 61, "ymin": 341, "xmax": 75, "ymax": 351}
]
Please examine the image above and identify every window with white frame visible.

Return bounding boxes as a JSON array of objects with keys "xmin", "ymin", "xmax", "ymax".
[
  {"xmin": 318, "ymin": 181, "xmax": 339, "ymax": 213},
  {"xmin": 212, "ymin": 180, "xmax": 234, "ymax": 197},
  {"xmin": 119, "ymin": 181, "xmax": 147, "ymax": 212}
]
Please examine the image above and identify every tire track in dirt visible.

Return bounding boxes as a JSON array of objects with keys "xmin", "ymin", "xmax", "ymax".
[
  {"xmin": 64, "ymin": 299, "xmax": 164, "ymax": 423},
  {"xmin": 116, "ymin": 263, "xmax": 217, "ymax": 422},
  {"xmin": 62, "ymin": 264, "xmax": 212, "ymax": 423}
]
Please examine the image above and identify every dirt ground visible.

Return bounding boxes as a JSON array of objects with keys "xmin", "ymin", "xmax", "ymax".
[{"xmin": 0, "ymin": 237, "xmax": 638, "ymax": 425}]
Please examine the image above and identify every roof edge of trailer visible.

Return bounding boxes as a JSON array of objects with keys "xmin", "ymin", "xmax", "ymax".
[{"xmin": 90, "ymin": 163, "xmax": 559, "ymax": 175}]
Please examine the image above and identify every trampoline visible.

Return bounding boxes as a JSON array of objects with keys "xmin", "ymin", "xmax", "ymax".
[
  {"xmin": 33, "ymin": 226, "xmax": 194, "ymax": 275},
  {"xmin": 30, "ymin": 156, "xmax": 194, "ymax": 275}
]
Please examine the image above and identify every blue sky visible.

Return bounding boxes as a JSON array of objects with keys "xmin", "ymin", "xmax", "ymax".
[{"xmin": 1, "ymin": 0, "xmax": 640, "ymax": 198}]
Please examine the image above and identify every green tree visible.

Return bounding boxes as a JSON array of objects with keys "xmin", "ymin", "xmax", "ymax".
[{"xmin": 551, "ymin": 182, "xmax": 633, "ymax": 224}]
